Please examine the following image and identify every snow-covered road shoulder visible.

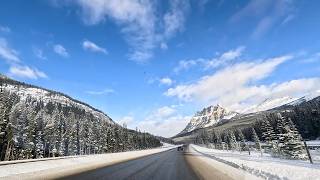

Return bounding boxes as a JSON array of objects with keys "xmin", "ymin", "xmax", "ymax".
[
  {"xmin": 187, "ymin": 144, "xmax": 261, "ymax": 180},
  {"xmin": 0, "ymin": 145, "xmax": 176, "ymax": 180},
  {"xmin": 191, "ymin": 144, "xmax": 320, "ymax": 180}
]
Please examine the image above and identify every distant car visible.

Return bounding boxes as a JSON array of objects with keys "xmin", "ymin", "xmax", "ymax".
[{"xmin": 177, "ymin": 146, "xmax": 184, "ymax": 151}]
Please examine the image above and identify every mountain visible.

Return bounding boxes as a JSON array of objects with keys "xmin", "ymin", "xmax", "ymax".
[
  {"xmin": 179, "ymin": 105, "xmax": 238, "ymax": 135},
  {"xmin": 0, "ymin": 75, "xmax": 161, "ymax": 161},
  {"xmin": 174, "ymin": 93, "xmax": 320, "ymax": 143},
  {"xmin": 241, "ymin": 96, "xmax": 298, "ymax": 114}
]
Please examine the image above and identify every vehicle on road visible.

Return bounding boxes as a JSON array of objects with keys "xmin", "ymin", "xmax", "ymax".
[{"xmin": 177, "ymin": 146, "xmax": 184, "ymax": 151}]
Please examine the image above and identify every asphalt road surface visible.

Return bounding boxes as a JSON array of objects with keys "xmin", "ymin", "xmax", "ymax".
[{"xmin": 58, "ymin": 148, "xmax": 200, "ymax": 180}]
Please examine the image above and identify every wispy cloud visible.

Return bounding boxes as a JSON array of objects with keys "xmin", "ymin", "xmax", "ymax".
[
  {"xmin": 299, "ymin": 52, "xmax": 320, "ymax": 63},
  {"xmin": 33, "ymin": 47, "xmax": 47, "ymax": 60},
  {"xmin": 230, "ymin": 0, "xmax": 295, "ymax": 39},
  {"xmin": 0, "ymin": 37, "xmax": 47, "ymax": 80},
  {"xmin": 82, "ymin": 40, "xmax": 108, "ymax": 54},
  {"xmin": 85, "ymin": 88, "xmax": 115, "ymax": 95},
  {"xmin": 53, "ymin": 44, "xmax": 69, "ymax": 57},
  {"xmin": 9, "ymin": 65, "xmax": 48, "ymax": 79},
  {"xmin": 0, "ymin": 26, "xmax": 10, "ymax": 33},
  {"xmin": 163, "ymin": 0, "xmax": 189, "ymax": 39},
  {"xmin": 281, "ymin": 14, "xmax": 295, "ymax": 25},
  {"xmin": 60, "ymin": 0, "xmax": 189, "ymax": 63},
  {"xmin": 0, "ymin": 38, "xmax": 20, "ymax": 63},
  {"xmin": 160, "ymin": 42, "xmax": 168, "ymax": 50},
  {"xmin": 166, "ymin": 55, "xmax": 316, "ymax": 111},
  {"xmin": 174, "ymin": 46, "xmax": 245, "ymax": 73}
]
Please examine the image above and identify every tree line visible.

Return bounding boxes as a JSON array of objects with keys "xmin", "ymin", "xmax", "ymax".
[
  {"xmin": 0, "ymin": 83, "xmax": 161, "ymax": 161},
  {"xmin": 193, "ymin": 112, "xmax": 308, "ymax": 160}
]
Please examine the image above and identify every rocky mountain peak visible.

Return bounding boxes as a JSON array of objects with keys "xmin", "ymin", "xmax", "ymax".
[{"xmin": 180, "ymin": 104, "xmax": 238, "ymax": 134}]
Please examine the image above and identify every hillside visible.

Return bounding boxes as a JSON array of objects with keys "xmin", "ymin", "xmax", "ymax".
[{"xmin": 0, "ymin": 75, "xmax": 161, "ymax": 161}]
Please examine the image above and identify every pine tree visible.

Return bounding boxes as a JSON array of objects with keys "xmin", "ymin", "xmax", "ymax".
[
  {"xmin": 261, "ymin": 118, "xmax": 278, "ymax": 154},
  {"xmin": 252, "ymin": 128, "xmax": 263, "ymax": 156},
  {"xmin": 261, "ymin": 118, "xmax": 276, "ymax": 143},
  {"xmin": 215, "ymin": 132, "xmax": 223, "ymax": 150},
  {"xmin": 237, "ymin": 129, "xmax": 247, "ymax": 152},
  {"xmin": 276, "ymin": 114, "xmax": 307, "ymax": 159},
  {"xmin": 228, "ymin": 130, "xmax": 237, "ymax": 151}
]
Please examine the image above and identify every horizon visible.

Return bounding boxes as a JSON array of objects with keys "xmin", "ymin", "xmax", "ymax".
[{"xmin": 1, "ymin": 0, "xmax": 320, "ymax": 137}]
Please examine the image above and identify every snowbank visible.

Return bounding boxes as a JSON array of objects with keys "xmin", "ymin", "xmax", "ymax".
[
  {"xmin": 186, "ymin": 145, "xmax": 261, "ymax": 180},
  {"xmin": 191, "ymin": 144, "xmax": 320, "ymax": 180},
  {"xmin": 0, "ymin": 145, "xmax": 176, "ymax": 179}
]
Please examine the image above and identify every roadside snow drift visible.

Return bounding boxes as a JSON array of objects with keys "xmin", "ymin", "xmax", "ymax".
[{"xmin": 191, "ymin": 144, "xmax": 320, "ymax": 180}]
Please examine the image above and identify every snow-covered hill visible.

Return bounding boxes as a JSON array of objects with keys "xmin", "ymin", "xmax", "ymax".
[
  {"xmin": 0, "ymin": 75, "xmax": 162, "ymax": 161},
  {"xmin": 3, "ymin": 82, "xmax": 114, "ymax": 125},
  {"xmin": 179, "ymin": 105, "xmax": 238, "ymax": 134}
]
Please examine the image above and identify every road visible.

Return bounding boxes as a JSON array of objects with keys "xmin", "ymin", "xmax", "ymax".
[
  {"xmin": 0, "ymin": 145, "xmax": 255, "ymax": 180},
  {"xmin": 56, "ymin": 146, "xmax": 241, "ymax": 180},
  {"xmin": 58, "ymin": 148, "xmax": 199, "ymax": 180}
]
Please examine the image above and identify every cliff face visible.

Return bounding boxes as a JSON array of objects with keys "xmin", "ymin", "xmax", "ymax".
[{"xmin": 179, "ymin": 104, "xmax": 238, "ymax": 134}]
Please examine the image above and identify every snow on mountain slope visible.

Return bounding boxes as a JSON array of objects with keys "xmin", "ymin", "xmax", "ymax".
[
  {"xmin": 1, "ymin": 76, "xmax": 114, "ymax": 125},
  {"xmin": 180, "ymin": 105, "xmax": 238, "ymax": 134},
  {"xmin": 287, "ymin": 90, "xmax": 320, "ymax": 106},
  {"xmin": 178, "ymin": 91, "xmax": 320, "ymax": 135},
  {"xmin": 242, "ymin": 96, "xmax": 298, "ymax": 114}
]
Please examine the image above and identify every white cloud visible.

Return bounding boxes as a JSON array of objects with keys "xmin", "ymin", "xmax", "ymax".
[
  {"xmin": 174, "ymin": 46, "xmax": 245, "ymax": 73},
  {"xmin": 230, "ymin": 0, "xmax": 295, "ymax": 39},
  {"xmin": 163, "ymin": 0, "xmax": 189, "ymax": 38},
  {"xmin": 33, "ymin": 47, "xmax": 47, "ymax": 60},
  {"xmin": 205, "ymin": 46, "xmax": 245, "ymax": 69},
  {"xmin": 0, "ymin": 38, "xmax": 20, "ymax": 63},
  {"xmin": 117, "ymin": 116, "xmax": 135, "ymax": 127},
  {"xmin": 0, "ymin": 26, "xmax": 10, "ymax": 33},
  {"xmin": 82, "ymin": 40, "xmax": 108, "ymax": 54},
  {"xmin": 159, "ymin": 77, "xmax": 173, "ymax": 86},
  {"xmin": 119, "ymin": 106, "xmax": 190, "ymax": 137},
  {"xmin": 174, "ymin": 59, "xmax": 199, "ymax": 73},
  {"xmin": 151, "ymin": 106, "xmax": 176, "ymax": 119},
  {"xmin": 65, "ymin": 0, "xmax": 189, "ymax": 62},
  {"xmin": 9, "ymin": 66, "xmax": 47, "ymax": 79},
  {"xmin": 136, "ymin": 114, "xmax": 191, "ymax": 137},
  {"xmin": 53, "ymin": 44, "xmax": 69, "ymax": 57},
  {"xmin": 0, "ymin": 38, "xmax": 47, "ymax": 80},
  {"xmin": 166, "ymin": 55, "xmax": 303, "ymax": 111},
  {"xmin": 85, "ymin": 88, "xmax": 115, "ymax": 95}
]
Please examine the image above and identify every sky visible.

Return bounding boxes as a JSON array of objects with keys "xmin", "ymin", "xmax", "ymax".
[{"xmin": 0, "ymin": 0, "xmax": 320, "ymax": 137}]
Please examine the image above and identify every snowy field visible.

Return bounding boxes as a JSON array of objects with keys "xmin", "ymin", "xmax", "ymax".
[
  {"xmin": 0, "ymin": 144, "xmax": 176, "ymax": 179},
  {"xmin": 191, "ymin": 144, "xmax": 320, "ymax": 180}
]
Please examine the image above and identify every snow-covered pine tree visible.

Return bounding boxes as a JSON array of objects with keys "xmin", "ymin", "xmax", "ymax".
[
  {"xmin": 237, "ymin": 129, "xmax": 247, "ymax": 152},
  {"xmin": 215, "ymin": 132, "xmax": 223, "ymax": 150},
  {"xmin": 276, "ymin": 114, "xmax": 307, "ymax": 159},
  {"xmin": 222, "ymin": 133, "xmax": 228, "ymax": 150},
  {"xmin": 252, "ymin": 127, "xmax": 263, "ymax": 156},
  {"xmin": 261, "ymin": 117, "xmax": 278, "ymax": 154},
  {"xmin": 228, "ymin": 130, "xmax": 237, "ymax": 151},
  {"xmin": 252, "ymin": 128, "xmax": 261, "ymax": 150}
]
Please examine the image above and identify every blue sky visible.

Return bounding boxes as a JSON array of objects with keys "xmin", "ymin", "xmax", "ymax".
[{"xmin": 0, "ymin": 0, "xmax": 320, "ymax": 137}]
